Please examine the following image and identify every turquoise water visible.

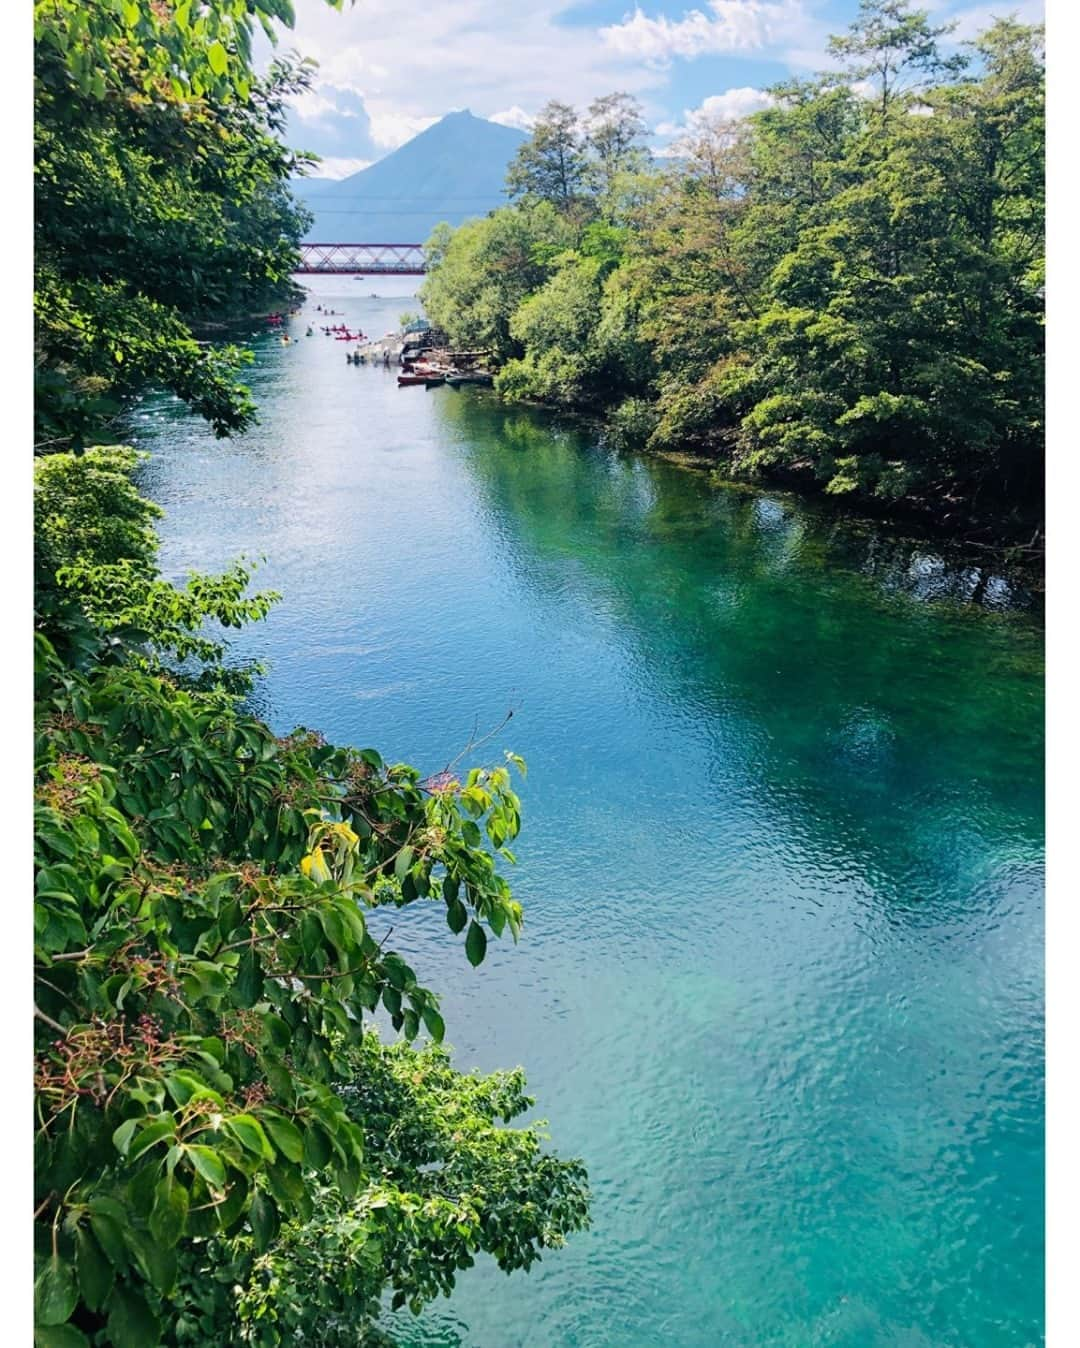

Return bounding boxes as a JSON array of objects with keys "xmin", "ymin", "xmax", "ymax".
[{"xmin": 133, "ymin": 280, "xmax": 1044, "ymax": 1348}]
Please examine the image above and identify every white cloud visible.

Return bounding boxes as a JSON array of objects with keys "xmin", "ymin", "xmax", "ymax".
[
  {"xmin": 489, "ymin": 105, "xmax": 536, "ymax": 131},
  {"xmin": 601, "ymin": 1, "xmax": 809, "ymax": 62},
  {"xmin": 657, "ymin": 85, "xmax": 774, "ymax": 135},
  {"xmin": 364, "ymin": 106, "xmax": 439, "ymax": 150},
  {"xmin": 264, "ymin": 0, "xmax": 849, "ymax": 167},
  {"xmin": 306, "ymin": 157, "xmax": 373, "ymax": 180},
  {"xmin": 280, "ymin": 0, "xmax": 667, "ymax": 157},
  {"xmin": 931, "ymin": 0, "xmax": 1044, "ymax": 44},
  {"xmin": 290, "ymin": 89, "xmax": 362, "ymax": 123}
]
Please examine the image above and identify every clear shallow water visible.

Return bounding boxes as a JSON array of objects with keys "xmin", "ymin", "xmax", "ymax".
[{"xmin": 133, "ymin": 279, "xmax": 1044, "ymax": 1348}]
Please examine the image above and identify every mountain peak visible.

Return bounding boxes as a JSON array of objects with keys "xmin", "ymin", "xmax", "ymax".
[{"xmin": 294, "ymin": 111, "xmax": 527, "ymax": 245}]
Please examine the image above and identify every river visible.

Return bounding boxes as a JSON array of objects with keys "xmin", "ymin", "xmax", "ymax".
[{"xmin": 132, "ymin": 276, "xmax": 1044, "ymax": 1348}]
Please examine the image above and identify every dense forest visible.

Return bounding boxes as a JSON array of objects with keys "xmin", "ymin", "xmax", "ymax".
[
  {"xmin": 33, "ymin": 4, "xmax": 587, "ymax": 1345},
  {"xmin": 421, "ymin": 1, "xmax": 1045, "ymax": 542}
]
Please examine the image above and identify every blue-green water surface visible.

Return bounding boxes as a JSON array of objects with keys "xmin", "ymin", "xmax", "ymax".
[{"xmin": 133, "ymin": 281, "xmax": 1044, "ymax": 1348}]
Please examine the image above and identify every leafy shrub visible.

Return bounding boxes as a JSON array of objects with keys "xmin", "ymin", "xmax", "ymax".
[{"xmin": 607, "ymin": 398, "xmax": 659, "ymax": 450}]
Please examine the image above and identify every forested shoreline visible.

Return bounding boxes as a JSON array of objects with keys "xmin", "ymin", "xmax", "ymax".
[
  {"xmin": 30, "ymin": 0, "xmax": 1046, "ymax": 1342},
  {"xmin": 421, "ymin": 2, "xmax": 1045, "ymax": 546},
  {"xmin": 33, "ymin": 4, "xmax": 587, "ymax": 1345}
]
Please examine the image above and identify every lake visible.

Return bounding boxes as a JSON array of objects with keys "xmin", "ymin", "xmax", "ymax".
[{"xmin": 133, "ymin": 276, "xmax": 1044, "ymax": 1348}]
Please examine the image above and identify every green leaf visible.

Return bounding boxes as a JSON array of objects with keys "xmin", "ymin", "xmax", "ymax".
[
  {"xmin": 263, "ymin": 1014, "xmax": 291, "ymax": 1049},
  {"xmin": 88, "ymin": 1211, "xmax": 127, "ymax": 1270},
  {"xmin": 248, "ymin": 1190, "xmax": 279, "ymax": 1254},
  {"xmin": 227, "ymin": 1113, "xmax": 275, "ymax": 1161},
  {"xmin": 465, "ymin": 919, "xmax": 487, "ymax": 967},
  {"xmin": 149, "ymin": 1177, "xmax": 189, "ymax": 1247},
  {"xmin": 261, "ymin": 1113, "xmax": 304, "ymax": 1164},
  {"xmin": 300, "ymin": 911, "xmax": 322, "ymax": 958},
  {"xmin": 264, "ymin": 1160, "xmax": 306, "ymax": 1209},
  {"xmin": 383, "ymin": 954, "xmax": 412, "ymax": 990},
  {"xmin": 186, "ymin": 1144, "xmax": 226, "ymax": 1190},
  {"xmin": 35, "ymin": 1325, "xmax": 90, "ymax": 1348},
  {"xmin": 111, "ymin": 1117, "xmax": 138, "ymax": 1157},
  {"xmin": 190, "ymin": 959, "xmax": 230, "ymax": 999},
  {"xmin": 394, "ymin": 846, "xmax": 414, "ymax": 879},
  {"xmin": 318, "ymin": 906, "xmax": 347, "ymax": 954},
  {"xmin": 302, "ymin": 1123, "xmax": 333, "ymax": 1170},
  {"xmin": 75, "ymin": 1225, "xmax": 114, "ymax": 1311},
  {"xmin": 421, "ymin": 1005, "xmax": 446, "ymax": 1043},
  {"xmin": 213, "ymin": 1170, "xmax": 249, "ymax": 1233},
  {"xmin": 106, "ymin": 1284, "xmax": 160, "ymax": 1348},
  {"xmin": 207, "ymin": 40, "xmax": 228, "ymax": 76},
  {"xmin": 234, "ymin": 947, "xmax": 263, "ymax": 1007},
  {"xmin": 166, "ymin": 1069, "xmax": 222, "ymax": 1108},
  {"xmin": 34, "ymin": 1256, "xmax": 78, "ymax": 1326},
  {"xmin": 129, "ymin": 1231, "xmax": 177, "ymax": 1295},
  {"xmin": 129, "ymin": 1117, "xmax": 175, "ymax": 1160},
  {"xmin": 446, "ymin": 896, "xmax": 467, "ymax": 934},
  {"xmin": 340, "ymin": 901, "xmax": 367, "ymax": 945}
]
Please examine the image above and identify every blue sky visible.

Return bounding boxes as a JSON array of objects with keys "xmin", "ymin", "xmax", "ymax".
[{"xmin": 279, "ymin": 0, "xmax": 1044, "ymax": 177}]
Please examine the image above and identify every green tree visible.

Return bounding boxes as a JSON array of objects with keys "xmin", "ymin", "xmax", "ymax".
[
  {"xmin": 421, "ymin": 203, "xmax": 575, "ymax": 360},
  {"xmin": 497, "ymin": 255, "xmax": 608, "ymax": 404},
  {"xmin": 506, "ymin": 100, "xmax": 593, "ymax": 212},
  {"xmin": 827, "ymin": 0, "xmax": 967, "ymax": 120},
  {"xmin": 628, "ymin": 119, "xmax": 756, "ymax": 456},
  {"xmin": 496, "ymin": 222, "xmax": 653, "ymax": 409},
  {"xmin": 585, "ymin": 92, "xmax": 648, "ymax": 203},
  {"xmin": 34, "ymin": 1, "xmax": 318, "ymax": 447},
  {"xmin": 726, "ymin": 18, "xmax": 1043, "ymax": 508}
]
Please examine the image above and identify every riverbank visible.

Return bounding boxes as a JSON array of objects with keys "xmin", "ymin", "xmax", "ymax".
[
  {"xmin": 188, "ymin": 286, "xmax": 307, "ymax": 335},
  {"xmin": 467, "ymin": 388, "xmax": 1045, "ymax": 586}
]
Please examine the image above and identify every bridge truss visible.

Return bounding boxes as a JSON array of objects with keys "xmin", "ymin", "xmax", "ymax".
[{"xmin": 296, "ymin": 243, "xmax": 426, "ymax": 275}]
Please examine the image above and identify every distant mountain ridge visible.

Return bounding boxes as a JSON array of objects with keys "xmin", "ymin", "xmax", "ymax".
[{"xmin": 292, "ymin": 110, "xmax": 527, "ymax": 244}]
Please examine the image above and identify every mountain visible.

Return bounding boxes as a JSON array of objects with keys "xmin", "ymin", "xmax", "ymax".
[{"xmin": 292, "ymin": 110, "xmax": 527, "ymax": 244}]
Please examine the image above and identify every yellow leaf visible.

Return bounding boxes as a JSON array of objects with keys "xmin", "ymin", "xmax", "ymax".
[{"xmin": 300, "ymin": 851, "xmax": 331, "ymax": 883}]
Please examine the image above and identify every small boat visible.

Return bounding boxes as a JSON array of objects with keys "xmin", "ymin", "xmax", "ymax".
[
  {"xmin": 423, "ymin": 375, "xmax": 445, "ymax": 388},
  {"xmin": 397, "ymin": 373, "xmax": 428, "ymax": 386},
  {"xmin": 445, "ymin": 371, "xmax": 494, "ymax": 388}
]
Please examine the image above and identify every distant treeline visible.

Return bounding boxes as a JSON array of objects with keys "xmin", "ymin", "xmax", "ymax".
[{"xmin": 420, "ymin": 1, "xmax": 1044, "ymax": 541}]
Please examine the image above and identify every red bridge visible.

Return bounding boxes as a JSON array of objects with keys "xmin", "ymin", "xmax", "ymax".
[{"xmin": 296, "ymin": 243, "xmax": 426, "ymax": 275}]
